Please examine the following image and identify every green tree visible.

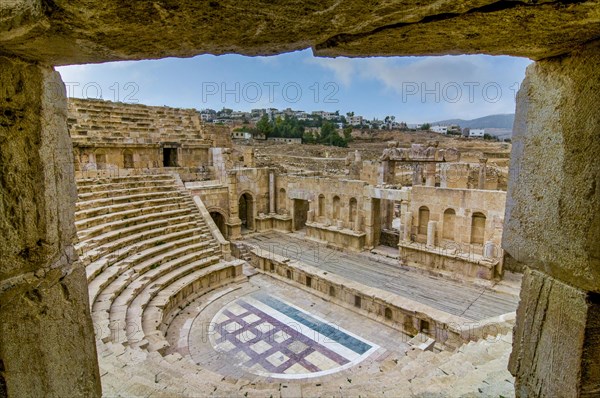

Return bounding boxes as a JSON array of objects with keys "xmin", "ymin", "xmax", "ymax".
[
  {"xmin": 256, "ymin": 114, "xmax": 272, "ymax": 138},
  {"xmin": 421, "ymin": 123, "xmax": 431, "ymax": 130},
  {"xmin": 319, "ymin": 121, "xmax": 348, "ymax": 147},
  {"xmin": 343, "ymin": 126, "xmax": 353, "ymax": 142}
]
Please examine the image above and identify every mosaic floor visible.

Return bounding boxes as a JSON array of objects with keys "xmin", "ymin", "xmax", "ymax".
[{"xmin": 208, "ymin": 292, "xmax": 379, "ymax": 379}]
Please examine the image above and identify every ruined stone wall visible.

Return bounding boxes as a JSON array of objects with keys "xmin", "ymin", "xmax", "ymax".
[
  {"xmin": 505, "ymin": 42, "xmax": 600, "ymax": 397},
  {"xmin": 204, "ymin": 124, "xmax": 233, "ymax": 148},
  {"xmin": 359, "ymin": 161, "xmax": 380, "ymax": 185},
  {"xmin": 0, "ymin": 58, "xmax": 101, "ymax": 398},
  {"xmin": 235, "ymin": 168, "xmax": 271, "ymax": 216},
  {"xmin": 67, "ymin": 98, "xmax": 226, "ymax": 170},
  {"xmin": 189, "ymin": 185, "xmax": 230, "ymax": 223},
  {"xmin": 408, "ymin": 186, "xmax": 506, "ymax": 251},
  {"xmin": 285, "ymin": 176, "xmax": 369, "ymax": 230}
]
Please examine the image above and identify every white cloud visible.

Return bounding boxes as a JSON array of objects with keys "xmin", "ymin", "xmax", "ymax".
[{"xmin": 305, "ymin": 56, "xmax": 356, "ymax": 87}]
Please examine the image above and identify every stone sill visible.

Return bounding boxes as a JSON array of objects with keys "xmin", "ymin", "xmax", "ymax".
[
  {"xmin": 398, "ymin": 240, "xmax": 499, "ymax": 269},
  {"xmin": 305, "ymin": 221, "xmax": 366, "ymax": 237}
]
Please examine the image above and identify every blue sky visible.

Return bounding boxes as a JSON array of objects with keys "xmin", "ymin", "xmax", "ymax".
[{"xmin": 57, "ymin": 49, "xmax": 532, "ymax": 124}]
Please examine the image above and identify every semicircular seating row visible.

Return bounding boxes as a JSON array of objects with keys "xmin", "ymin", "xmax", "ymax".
[
  {"xmin": 75, "ymin": 173, "xmax": 245, "ymax": 354},
  {"xmin": 74, "ymin": 174, "xmax": 515, "ymax": 397},
  {"xmin": 96, "ymin": 324, "xmax": 515, "ymax": 397}
]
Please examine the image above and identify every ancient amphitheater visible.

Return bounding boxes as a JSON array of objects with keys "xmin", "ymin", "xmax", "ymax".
[
  {"xmin": 1, "ymin": 2, "xmax": 599, "ymax": 398},
  {"xmin": 62, "ymin": 97, "xmax": 521, "ymax": 397}
]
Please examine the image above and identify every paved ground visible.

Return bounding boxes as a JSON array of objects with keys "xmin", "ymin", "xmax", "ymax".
[
  {"xmin": 167, "ymin": 275, "xmax": 408, "ymax": 382},
  {"xmin": 244, "ymin": 232, "xmax": 521, "ymax": 321}
]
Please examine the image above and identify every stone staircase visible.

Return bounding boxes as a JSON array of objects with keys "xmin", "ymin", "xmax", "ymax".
[{"xmin": 75, "ymin": 174, "xmax": 245, "ymax": 355}]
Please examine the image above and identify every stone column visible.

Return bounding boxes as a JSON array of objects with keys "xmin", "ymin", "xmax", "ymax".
[
  {"xmin": 269, "ymin": 171, "xmax": 275, "ymax": 214},
  {"xmin": 425, "ymin": 163, "xmax": 436, "ymax": 187},
  {"xmin": 363, "ymin": 197, "xmax": 375, "ymax": 248},
  {"xmin": 439, "ymin": 164, "xmax": 448, "ymax": 188},
  {"xmin": 403, "ymin": 211, "xmax": 413, "ymax": 241},
  {"xmin": 354, "ymin": 213, "xmax": 363, "ymax": 232},
  {"xmin": 0, "ymin": 58, "xmax": 101, "ymax": 397},
  {"xmin": 426, "ymin": 221, "xmax": 437, "ymax": 247},
  {"xmin": 478, "ymin": 158, "xmax": 487, "ymax": 189},
  {"xmin": 380, "ymin": 160, "xmax": 396, "ymax": 185},
  {"xmin": 412, "ymin": 164, "xmax": 423, "ymax": 186},
  {"xmin": 226, "ymin": 170, "xmax": 242, "ymax": 239},
  {"xmin": 483, "ymin": 240, "xmax": 496, "ymax": 259},
  {"xmin": 505, "ymin": 42, "xmax": 600, "ymax": 397}
]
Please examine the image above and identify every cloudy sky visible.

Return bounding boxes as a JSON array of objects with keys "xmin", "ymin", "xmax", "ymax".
[{"xmin": 57, "ymin": 49, "xmax": 532, "ymax": 124}]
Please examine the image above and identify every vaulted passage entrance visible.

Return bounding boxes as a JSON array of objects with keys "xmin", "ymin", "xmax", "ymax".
[
  {"xmin": 210, "ymin": 211, "xmax": 227, "ymax": 237},
  {"xmin": 293, "ymin": 199, "xmax": 309, "ymax": 231},
  {"xmin": 163, "ymin": 147, "xmax": 178, "ymax": 167},
  {"xmin": 239, "ymin": 193, "xmax": 254, "ymax": 232}
]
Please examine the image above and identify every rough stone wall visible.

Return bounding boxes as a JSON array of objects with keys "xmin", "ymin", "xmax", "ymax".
[
  {"xmin": 0, "ymin": 58, "xmax": 101, "ymax": 397},
  {"xmin": 504, "ymin": 43, "xmax": 600, "ymax": 294},
  {"xmin": 286, "ymin": 176, "xmax": 368, "ymax": 229},
  {"xmin": 409, "ymin": 186, "xmax": 505, "ymax": 248},
  {"xmin": 505, "ymin": 41, "xmax": 600, "ymax": 397},
  {"xmin": 2, "ymin": 0, "xmax": 600, "ymax": 65},
  {"xmin": 189, "ymin": 186, "xmax": 230, "ymax": 223},
  {"xmin": 204, "ymin": 124, "xmax": 233, "ymax": 149},
  {"xmin": 235, "ymin": 168, "xmax": 271, "ymax": 216},
  {"xmin": 68, "ymin": 98, "xmax": 220, "ymax": 169}
]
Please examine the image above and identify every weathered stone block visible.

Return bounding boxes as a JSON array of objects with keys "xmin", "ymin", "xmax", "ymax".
[
  {"xmin": 0, "ymin": 57, "xmax": 101, "ymax": 398},
  {"xmin": 509, "ymin": 269, "xmax": 599, "ymax": 397},
  {"xmin": 503, "ymin": 41, "xmax": 600, "ymax": 293}
]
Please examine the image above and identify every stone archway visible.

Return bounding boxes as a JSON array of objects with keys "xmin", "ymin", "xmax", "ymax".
[
  {"xmin": 238, "ymin": 192, "xmax": 254, "ymax": 232},
  {"xmin": 209, "ymin": 211, "xmax": 227, "ymax": 238}
]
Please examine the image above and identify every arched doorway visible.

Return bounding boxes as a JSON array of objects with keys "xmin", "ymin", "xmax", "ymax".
[
  {"xmin": 418, "ymin": 206, "xmax": 430, "ymax": 236},
  {"xmin": 209, "ymin": 211, "xmax": 227, "ymax": 238},
  {"xmin": 332, "ymin": 195, "xmax": 341, "ymax": 220},
  {"xmin": 239, "ymin": 193, "xmax": 254, "ymax": 232},
  {"xmin": 443, "ymin": 208, "xmax": 456, "ymax": 241}
]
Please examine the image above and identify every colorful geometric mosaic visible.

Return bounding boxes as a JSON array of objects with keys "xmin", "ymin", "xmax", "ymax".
[{"xmin": 209, "ymin": 292, "xmax": 379, "ymax": 379}]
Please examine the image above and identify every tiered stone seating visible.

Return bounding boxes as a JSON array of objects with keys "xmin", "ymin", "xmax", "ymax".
[
  {"xmin": 75, "ymin": 174, "xmax": 244, "ymax": 356},
  {"xmin": 97, "ymin": 328, "xmax": 514, "ymax": 397},
  {"xmin": 76, "ymin": 174, "xmax": 514, "ymax": 396},
  {"xmin": 68, "ymin": 98, "xmax": 210, "ymax": 146}
]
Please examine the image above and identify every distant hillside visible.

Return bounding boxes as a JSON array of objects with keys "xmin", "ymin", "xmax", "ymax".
[{"xmin": 432, "ymin": 114, "xmax": 515, "ymax": 130}]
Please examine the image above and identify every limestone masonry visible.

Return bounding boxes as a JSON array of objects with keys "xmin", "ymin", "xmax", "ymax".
[{"xmin": 1, "ymin": 2, "xmax": 598, "ymax": 397}]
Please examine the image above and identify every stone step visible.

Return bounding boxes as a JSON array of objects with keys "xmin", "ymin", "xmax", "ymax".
[
  {"xmin": 76, "ymin": 214, "xmax": 202, "ymax": 256},
  {"xmin": 111, "ymin": 254, "xmax": 222, "ymax": 345},
  {"xmin": 91, "ymin": 245, "xmax": 220, "ymax": 344},
  {"xmin": 140, "ymin": 261, "xmax": 244, "ymax": 352},
  {"xmin": 77, "ymin": 178, "xmax": 177, "ymax": 194},
  {"xmin": 84, "ymin": 225, "xmax": 207, "ymax": 280},
  {"xmin": 76, "ymin": 190, "xmax": 184, "ymax": 211},
  {"xmin": 75, "ymin": 195, "xmax": 190, "ymax": 221},
  {"xmin": 88, "ymin": 237, "xmax": 214, "ymax": 305},
  {"xmin": 76, "ymin": 174, "xmax": 174, "ymax": 187},
  {"xmin": 77, "ymin": 207, "xmax": 194, "ymax": 241},
  {"xmin": 78, "ymin": 184, "xmax": 180, "ymax": 201},
  {"xmin": 75, "ymin": 201, "xmax": 194, "ymax": 231}
]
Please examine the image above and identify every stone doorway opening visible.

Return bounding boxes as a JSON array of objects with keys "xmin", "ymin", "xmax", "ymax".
[
  {"xmin": 293, "ymin": 199, "xmax": 309, "ymax": 231},
  {"xmin": 162, "ymin": 147, "xmax": 178, "ymax": 167},
  {"xmin": 209, "ymin": 211, "xmax": 227, "ymax": 238},
  {"xmin": 239, "ymin": 193, "xmax": 254, "ymax": 232}
]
